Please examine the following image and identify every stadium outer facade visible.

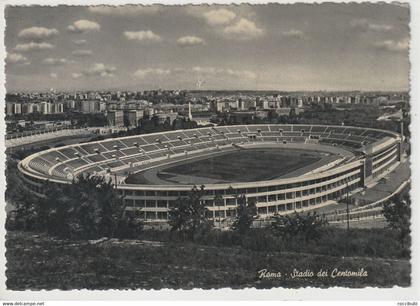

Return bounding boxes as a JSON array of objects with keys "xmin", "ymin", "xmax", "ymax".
[{"xmin": 18, "ymin": 124, "xmax": 402, "ymax": 222}]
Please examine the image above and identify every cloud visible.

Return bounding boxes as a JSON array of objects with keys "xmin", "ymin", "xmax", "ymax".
[
  {"xmin": 374, "ymin": 38, "xmax": 409, "ymax": 52},
  {"xmin": 72, "ymin": 64, "xmax": 116, "ymax": 79},
  {"xmin": 71, "ymin": 72, "xmax": 82, "ymax": 79},
  {"xmin": 50, "ymin": 73, "xmax": 58, "ymax": 79},
  {"xmin": 203, "ymin": 8, "xmax": 236, "ymax": 26},
  {"xmin": 190, "ymin": 66, "xmax": 218, "ymax": 74},
  {"xmin": 88, "ymin": 5, "xmax": 160, "ymax": 15},
  {"xmin": 14, "ymin": 42, "xmax": 54, "ymax": 52},
  {"xmin": 18, "ymin": 26, "xmax": 59, "ymax": 40},
  {"xmin": 73, "ymin": 39, "xmax": 87, "ymax": 45},
  {"xmin": 42, "ymin": 57, "xmax": 70, "ymax": 65},
  {"xmin": 368, "ymin": 24, "xmax": 394, "ymax": 31},
  {"xmin": 67, "ymin": 20, "xmax": 101, "ymax": 33},
  {"xmin": 134, "ymin": 68, "xmax": 171, "ymax": 78},
  {"xmin": 225, "ymin": 68, "xmax": 257, "ymax": 79},
  {"xmin": 72, "ymin": 50, "xmax": 93, "ymax": 57},
  {"xmin": 177, "ymin": 36, "xmax": 205, "ymax": 47},
  {"xmin": 223, "ymin": 18, "xmax": 264, "ymax": 39},
  {"xmin": 6, "ymin": 53, "xmax": 31, "ymax": 65},
  {"xmin": 172, "ymin": 66, "xmax": 257, "ymax": 80},
  {"xmin": 191, "ymin": 66, "xmax": 257, "ymax": 79},
  {"xmin": 281, "ymin": 29, "xmax": 305, "ymax": 39},
  {"xmin": 83, "ymin": 63, "xmax": 116, "ymax": 78},
  {"xmin": 350, "ymin": 19, "xmax": 393, "ymax": 32},
  {"xmin": 187, "ymin": 7, "xmax": 263, "ymax": 41},
  {"xmin": 123, "ymin": 30, "xmax": 162, "ymax": 43}
]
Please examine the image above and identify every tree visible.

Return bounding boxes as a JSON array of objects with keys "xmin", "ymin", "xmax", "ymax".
[
  {"xmin": 5, "ymin": 158, "xmax": 42, "ymax": 231},
  {"xmin": 172, "ymin": 117, "xmax": 186, "ymax": 130},
  {"xmin": 123, "ymin": 113, "xmax": 131, "ymax": 128},
  {"xmin": 8, "ymin": 173, "xmax": 141, "ymax": 240},
  {"xmin": 231, "ymin": 195, "xmax": 257, "ymax": 234},
  {"xmin": 168, "ymin": 185, "xmax": 213, "ymax": 240},
  {"xmin": 116, "ymin": 210, "xmax": 144, "ymax": 239},
  {"xmin": 44, "ymin": 174, "xmax": 132, "ymax": 239},
  {"xmin": 271, "ymin": 211, "xmax": 328, "ymax": 241},
  {"xmin": 383, "ymin": 190, "xmax": 411, "ymax": 249},
  {"xmin": 6, "ymin": 181, "xmax": 42, "ymax": 231},
  {"xmin": 288, "ymin": 108, "xmax": 297, "ymax": 123},
  {"xmin": 267, "ymin": 109, "xmax": 278, "ymax": 123}
]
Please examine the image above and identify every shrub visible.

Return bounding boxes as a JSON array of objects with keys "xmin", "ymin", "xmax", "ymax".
[
  {"xmin": 231, "ymin": 195, "xmax": 257, "ymax": 234},
  {"xmin": 168, "ymin": 185, "xmax": 213, "ymax": 240},
  {"xmin": 271, "ymin": 211, "xmax": 328, "ymax": 241}
]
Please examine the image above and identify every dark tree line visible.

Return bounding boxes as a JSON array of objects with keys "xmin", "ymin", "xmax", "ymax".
[{"xmin": 6, "ymin": 173, "xmax": 142, "ymax": 240}]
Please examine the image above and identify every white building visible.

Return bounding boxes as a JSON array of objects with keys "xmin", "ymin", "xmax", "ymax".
[{"xmin": 40, "ymin": 101, "xmax": 53, "ymax": 114}]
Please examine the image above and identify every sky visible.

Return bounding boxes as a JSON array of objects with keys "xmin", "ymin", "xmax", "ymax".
[{"xmin": 4, "ymin": 3, "xmax": 410, "ymax": 92}]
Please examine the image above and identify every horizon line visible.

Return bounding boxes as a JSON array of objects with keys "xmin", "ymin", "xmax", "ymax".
[{"xmin": 6, "ymin": 88, "xmax": 410, "ymax": 94}]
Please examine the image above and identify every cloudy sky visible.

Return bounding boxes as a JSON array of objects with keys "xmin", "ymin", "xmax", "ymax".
[{"xmin": 5, "ymin": 3, "xmax": 410, "ymax": 92}]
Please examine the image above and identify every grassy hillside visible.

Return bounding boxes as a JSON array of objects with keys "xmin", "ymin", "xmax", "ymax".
[{"xmin": 6, "ymin": 230, "xmax": 410, "ymax": 290}]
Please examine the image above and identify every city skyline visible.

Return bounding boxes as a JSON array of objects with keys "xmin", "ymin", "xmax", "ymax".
[{"xmin": 5, "ymin": 3, "xmax": 410, "ymax": 92}]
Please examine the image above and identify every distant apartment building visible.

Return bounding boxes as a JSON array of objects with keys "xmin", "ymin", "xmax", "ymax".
[
  {"xmin": 238, "ymin": 99, "xmax": 256, "ymax": 111},
  {"xmin": 213, "ymin": 100, "xmax": 239, "ymax": 112},
  {"xmin": 21, "ymin": 103, "xmax": 36, "ymax": 114},
  {"xmin": 13, "ymin": 103, "xmax": 22, "ymax": 114},
  {"xmin": 155, "ymin": 112, "xmax": 178, "ymax": 124},
  {"xmin": 261, "ymin": 100, "xmax": 270, "ymax": 110},
  {"xmin": 360, "ymin": 96, "xmax": 375, "ymax": 104},
  {"xmin": 40, "ymin": 101, "xmax": 53, "ymax": 114},
  {"xmin": 100, "ymin": 102, "xmax": 107, "ymax": 112},
  {"xmin": 373, "ymin": 96, "xmax": 389, "ymax": 105},
  {"xmin": 52, "ymin": 103, "xmax": 64, "ymax": 114},
  {"xmin": 297, "ymin": 98, "xmax": 304, "ymax": 108},
  {"xmin": 21, "ymin": 103, "xmax": 29, "ymax": 114},
  {"xmin": 144, "ymin": 107, "xmax": 155, "ymax": 117},
  {"xmin": 6, "ymin": 102, "xmax": 14, "ymax": 115},
  {"xmin": 107, "ymin": 110, "xmax": 124, "ymax": 127},
  {"xmin": 5, "ymin": 102, "xmax": 24, "ymax": 115},
  {"xmin": 127, "ymin": 110, "xmax": 144, "ymax": 127},
  {"xmin": 32, "ymin": 104, "xmax": 39, "ymax": 113},
  {"xmin": 127, "ymin": 102, "xmax": 136, "ymax": 110},
  {"xmin": 64, "ymin": 100, "xmax": 76, "ymax": 111},
  {"xmin": 107, "ymin": 102, "xmax": 118, "ymax": 111},
  {"xmin": 81, "ymin": 100, "xmax": 100, "ymax": 113},
  {"xmin": 280, "ymin": 96, "xmax": 301, "ymax": 108}
]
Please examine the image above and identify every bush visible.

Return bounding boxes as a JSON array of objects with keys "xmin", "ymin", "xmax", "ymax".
[
  {"xmin": 271, "ymin": 211, "xmax": 328, "ymax": 241},
  {"xmin": 383, "ymin": 188, "xmax": 411, "ymax": 249},
  {"xmin": 231, "ymin": 195, "xmax": 257, "ymax": 234}
]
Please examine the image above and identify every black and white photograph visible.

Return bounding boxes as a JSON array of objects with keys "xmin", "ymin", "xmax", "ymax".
[{"xmin": 1, "ymin": 0, "xmax": 418, "ymax": 302}]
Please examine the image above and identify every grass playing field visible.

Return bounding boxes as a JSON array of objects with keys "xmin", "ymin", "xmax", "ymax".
[
  {"xmin": 161, "ymin": 148, "xmax": 323, "ymax": 182},
  {"xmin": 125, "ymin": 148, "xmax": 326, "ymax": 184}
]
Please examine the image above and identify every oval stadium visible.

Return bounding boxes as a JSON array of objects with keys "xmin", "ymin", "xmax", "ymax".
[{"xmin": 18, "ymin": 124, "xmax": 403, "ymax": 223}]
